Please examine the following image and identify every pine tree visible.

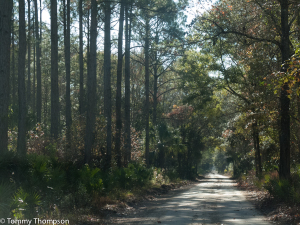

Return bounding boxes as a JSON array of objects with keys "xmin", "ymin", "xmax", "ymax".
[
  {"xmin": 85, "ymin": 0, "xmax": 97, "ymax": 164},
  {"xmin": 51, "ymin": 0, "xmax": 59, "ymax": 139},
  {"xmin": 104, "ymin": 0, "xmax": 112, "ymax": 169},
  {"xmin": 17, "ymin": 0, "xmax": 27, "ymax": 155},
  {"xmin": 0, "ymin": 0, "xmax": 13, "ymax": 154}
]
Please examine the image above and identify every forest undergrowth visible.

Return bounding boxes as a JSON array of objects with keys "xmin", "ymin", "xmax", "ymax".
[
  {"xmin": 237, "ymin": 170, "xmax": 300, "ymax": 225},
  {"xmin": 0, "ymin": 149, "xmax": 191, "ymax": 223}
]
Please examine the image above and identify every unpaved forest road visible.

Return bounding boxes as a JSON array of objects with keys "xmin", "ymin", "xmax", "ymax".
[{"xmin": 108, "ymin": 173, "xmax": 272, "ymax": 225}]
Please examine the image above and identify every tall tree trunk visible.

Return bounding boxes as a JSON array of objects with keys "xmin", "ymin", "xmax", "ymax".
[
  {"xmin": 33, "ymin": 13, "xmax": 36, "ymax": 113},
  {"xmin": 0, "ymin": 0, "xmax": 13, "ymax": 154},
  {"xmin": 253, "ymin": 121, "xmax": 262, "ymax": 177},
  {"xmin": 87, "ymin": 8, "xmax": 90, "ymax": 77},
  {"xmin": 51, "ymin": 0, "xmax": 59, "ymax": 139},
  {"xmin": 18, "ymin": 0, "xmax": 27, "ymax": 156},
  {"xmin": 12, "ymin": 6, "xmax": 16, "ymax": 110},
  {"xmin": 279, "ymin": 0, "xmax": 291, "ymax": 179},
  {"xmin": 297, "ymin": 89, "xmax": 300, "ymax": 154},
  {"xmin": 84, "ymin": 0, "xmax": 97, "ymax": 164},
  {"xmin": 34, "ymin": 0, "xmax": 41, "ymax": 123},
  {"xmin": 44, "ymin": 71, "xmax": 48, "ymax": 125},
  {"xmin": 115, "ymin": 0, "xmax": 125, "ymax": 168},
  {"xmin": 153, "ymin": 25, "xmax": 159, "ymax": 125},
  {"xmin": 27, "ymin": 0, "xmax": 31, "ymax": 108},
  {"xmin": 124, "ymin": 1, "xmax": 132, "ymax": 166},
  {"xmin": 64, "ymin": 0, "xmax": 72, "ymax": 144},
  {"xmin": 153, "ymin": 73, "xmax": 158, "ymax": 124},
  {"xmin": 38, "ymin": 0, "xmax": 42, "ymax": 115},
  {"xmin": 104, "ymin": 1, "xmax": 112, "ymax": 170},
  {"xmin": 79, "ymin": 0, "xmax": 85, "ymax": 115},
  {"xmin": 144, "ymin": 16, "xmax": 150, "ymax": 167},
  {"xmin": 40, "ymin": 0, "xmax": 42, "ymax": 57}
]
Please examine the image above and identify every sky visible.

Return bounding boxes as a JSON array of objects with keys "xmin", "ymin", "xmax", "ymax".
[
  {"xmin": 36, "ymin": 0, "xmax": 216, "ymax": 53},
  {"xmin": 39, "ymin": 0, "xmax": 216, "ymax": 29}
]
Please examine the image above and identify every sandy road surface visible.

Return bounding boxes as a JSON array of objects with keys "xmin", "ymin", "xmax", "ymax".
[{"xmin": 108, "ymin": 173, "xmax": 272, "ymax": 225}]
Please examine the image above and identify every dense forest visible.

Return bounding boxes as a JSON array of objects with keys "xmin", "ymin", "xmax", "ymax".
[{"xmin": 0, "ymin": 0, "xmax": 300, "ymax": 221}]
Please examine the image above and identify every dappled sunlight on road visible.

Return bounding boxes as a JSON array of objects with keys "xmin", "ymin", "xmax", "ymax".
[{"xmin": 110, "ymin": 174, "xmax": 271, "ymax": 225}]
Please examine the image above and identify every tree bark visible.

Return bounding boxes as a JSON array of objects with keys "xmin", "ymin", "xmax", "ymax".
[
  {"xmin": 115, "ymin": 0, "xmax": 125, "ymax": 168},
  {"xmin": 153, "ymin": 23, "xmax": 159, "ymax": 125},
  {"xmin": 79, "ymin": 0, "xmax": 85, "ymax": 116},
  {"xmin": 64, "ymin": 0, "xmax": 72, "ymax": 144},
  {"xmin": 279, "ymin": 0, "xmax": 291, "ymax": 179},
  {"xmin": 27, "ymin": 0, "xmax": 31, "ymax": 109},
  {"xmin": 0, "ymin": 0, "xmax": 13, "ymax": 154},
  {"xmin": 145, "ymin": 16, "xmax": 150, "ymax": 167},
  {"xmin": 87, "ymin": 8, "xmax": 90, "ymax": 79},
  {"xmin": 32, "ymin": 12, "xmax": 35, "ymax": 112},
  {"xmin": 85, "ymin": 0, "xmax": 97, "ymax": 164},
  {"xmin": 17, "ymin": 0, "xmax": 27, "ymax": 156},
  {"xmin": 124, "ymin": 1, "xmax": 132, "ymax": 166},
  {"xmin": 44, "ymin": 75, "xmax": 48, "ymax": 125},
  {"xmin": 153, "ymin": 73, "xmax": 158, "ymax": 124},
  {"xmin": 34, "ymin": 0, "xmax": 41, "ymax": 123},
  {"xmin": 104, "ymin": 1, "xmax": 112, "ymax": 169},
  {"xmin": 51, "ymin": 0, "xmax": 59, "ymax": 139},
  {"xmin": 12, "ymin": 6, "xmax": 16, "ymax": 109},
  {"xmin": 253, "ymin": 121, "xmax": 262, "ymax": 177}
]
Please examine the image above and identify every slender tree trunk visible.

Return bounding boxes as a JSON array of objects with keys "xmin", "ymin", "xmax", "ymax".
[
  {"xmin": 253, "ymin": 121, "xmax": 262, "ymax": 177},
  {"xmin": 84, "ymin": 0, "xmax": 97, "ymax": 164},
  {"xmin": 279, "ymin": 0, "xmax": 291, "ymax": 179},
  {"xmin": 153, "ymin": 27, "xmax": 159, "ymax": 125},
  {"xmin": 115, "ymin": 0, "xmax": 125, "ymax": 168},
  {"xmin": 44, "ymin": 70, "xmax": 48, "ymax": 126},
  {"xmin": 40, "ymin": 0, "xmax": 42, "ymax": 57},
  {"xmin": 0, "ymin": 0, "xmax": 13, "ymax": 154},
  {"xmin": 144, "ymin": 16, "xmax": 150, "ymax": 167},
  {"xmin": 79, "ymin": 0, "xmax": 85, "ymax": 115},
  {"xmin": 33, "ymin": 13, "xmax": 36, "ymax": 113},
  {"xmin": 27, "ymin": 0, "xmax": 31, "ymax": 108},
  {"xmin": 51, "ymin": 0, "xmax": 59, "ymax": 139},
  {"xmin": 104, "ymin": 1, "xmax": 112, "ymax": 170},
  {"xmin": 38, "ymin": 0, "xmax": 42, "ymax": 116},
  {"xmin": 34, "ymin": 0, "xmax": 41, "ymax": 123},
  {"xmin": 87, "ymin": 8, "xmax": 90, "ymax": 75},
  {"xmin": 297, "ymin": 89, "xmax": 300, "ymax": 154},
  {"xmin": 12, "ymin": 7, "xmax": 16, "ymax": 110},
  {"xmin": 18, "ymin": 0, "xmax": 27, "ymax": 156},
  {"xmin": 64, "ymin": 0, "xmax": 72, "ymax": 144},
  {"xmin": 153, "ymin": 74, "xmax": 158, "ymax": 124},
  {"xmin": 124, "ymin": 1, "xmax": 132, "ymax": 166}
]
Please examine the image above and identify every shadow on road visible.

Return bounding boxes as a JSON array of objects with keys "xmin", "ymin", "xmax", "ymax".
[{"xmin": 87, "ymin": 174, "xmax": 271, "ymax": 225}]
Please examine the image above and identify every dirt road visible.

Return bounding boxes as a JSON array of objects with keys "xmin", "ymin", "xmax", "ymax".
[{"xmin": 108, "ymin": 174, "xmax": 272, "ymax": 225}]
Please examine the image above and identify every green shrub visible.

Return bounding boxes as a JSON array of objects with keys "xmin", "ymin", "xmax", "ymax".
[
  {"xmin": 265, "ymin": 178, "xmax": 292, "ymax": 201},
  {"xmin": 103, "ymin": 163, "xmax": 153, "ymax": 190},
  {"xmin": 0, "ymin": 182, "xmax": 14, "ymax": 218},
  {"xmin": 164, "ymin": 168, "xmax": 180, "ymax": 182},
  {"xmin": 11, "ymin": 188, "xmax": 41, "ymax": 218},
  {"xmin": 79, "ymin": 165, "xmax": 103, "ymax": 194},
  {"xmin": 130, "ymin": 162, "xmax": 153, "ymax": 187},
  {"xmin": 0, "ymin": 151, "xmax": 159, "ymax": 216},
  {"xmin": 265, "ymin": 172, "xmax": 300, "ymax": 204}
]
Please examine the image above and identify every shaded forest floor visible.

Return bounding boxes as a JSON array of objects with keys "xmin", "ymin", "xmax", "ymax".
[{"xmin": 237, "ymin": 178, "xmax": 300, "ymax": 225}]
